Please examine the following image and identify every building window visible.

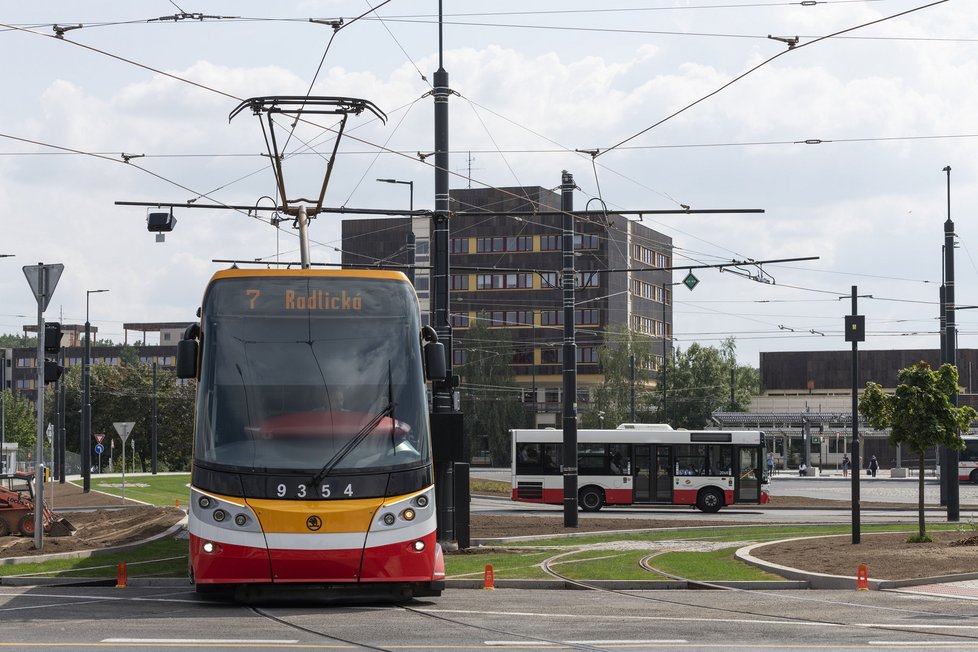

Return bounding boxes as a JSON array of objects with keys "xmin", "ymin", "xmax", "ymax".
[
  {"xmin": 451, "ymin": 274, "xmax": 469, "ymax": 290},
  {"xmin": 476, "ymin": 273, "xmax": 532, "ymax": 289},
  {"xmin": 577, "ymin": 271, "xmax": 599, "ymax": 288},
  {"xmin": 541, "ymin": 349, "xmax": 560, "ymax": 364},
  {"xmin": 453, "ymin": 349, "xmax": 467, "ymax": 365},
  {"xmin": 451, "ymin": 313, "xmax": 469, "ymax": 328},
  {"xmin": 512, "ymin": 349, "xmax": 533, "ymax": 364},
  {"xmin": 574, "ymin": 234, "xmax": 599, "ymax": 250},
  {"xmin": 540, "ymin": 272, "xmax": 558, "ymax": 289},
  {"xmin": 544, "ymin": 387, "xmax": 560, "ymax": 403},
  {"xmin": 476, "ymin": 236, "xmax": 532, "ymax": 252},
  {"xmin": 540, "ymin": 235, "xmax": 560, "ymax": 251},
  {"xmin": 451, "ymin": 238, "xmax": 469, "ymax": 254},
  {"xmin": 415, "ymin": 240, "xmax": 430, "ymax": 256}
]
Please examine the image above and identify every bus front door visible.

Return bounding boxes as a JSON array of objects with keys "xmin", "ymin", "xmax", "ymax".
[
  {"xmin": 735, "ymin": 446, "xmax": 762, "ymax": 503},
  {"xmin": 633, "ymin": 445, "xmax": 651, "ymax": 502}
]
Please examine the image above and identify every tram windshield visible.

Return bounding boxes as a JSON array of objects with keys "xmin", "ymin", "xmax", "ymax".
[{"xmin": 194, "ymin": 275, "xmax": 430, "ymax": 474}]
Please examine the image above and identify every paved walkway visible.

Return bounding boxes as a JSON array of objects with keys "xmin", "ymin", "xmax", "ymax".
[{"xmin": 894, "ymin": 579, "xmax": 978, "ymax": 600}]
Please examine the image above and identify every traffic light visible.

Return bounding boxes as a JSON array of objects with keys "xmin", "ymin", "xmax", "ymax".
[
  {"xmin": 44, "ymin": 322, "xmax": 63, "ymax": 353},
  {"xmin": 43, "ymin": 359, "xmax": 63, "ymax": 384}
]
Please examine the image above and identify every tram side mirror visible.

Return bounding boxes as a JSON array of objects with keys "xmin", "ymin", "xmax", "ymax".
[
  {"xmin": 424, "ymin": 341, "xmax": 446, "ymax": 382},
  {"xmin": 421, "ymin": 325, "xmax": 446, "ymax": 381},
  {"xmin": 176, "ymin": 322, "xmax": 200, "ymax": 380},
  {"xmin": 176, "ymin": 339, "xmax": 198, "ymax": 379}
]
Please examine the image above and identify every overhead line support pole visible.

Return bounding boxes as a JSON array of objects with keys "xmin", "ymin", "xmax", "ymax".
[{"xmin": 561, "ymin": 171, "xmax": 579, "ymax": 528}]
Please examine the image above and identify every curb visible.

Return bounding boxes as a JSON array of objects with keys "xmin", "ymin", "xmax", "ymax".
[{"xmin": 736, "ymin": 534, "xmax": 978, "ymax": 590}]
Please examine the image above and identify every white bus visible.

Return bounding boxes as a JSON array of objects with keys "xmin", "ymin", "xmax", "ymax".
[
  {"xmin": 511, "ymin": 425, "xmax": 769, "ymax": 513},
  {"xmin": 958, "ymin": 436, "xmax": 978, "ymax": 483}
]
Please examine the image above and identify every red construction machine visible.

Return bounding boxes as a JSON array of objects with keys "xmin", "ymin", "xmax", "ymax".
[{"xmin": 0, "ymin": 472, "xmax": 76, "ymax": 537}]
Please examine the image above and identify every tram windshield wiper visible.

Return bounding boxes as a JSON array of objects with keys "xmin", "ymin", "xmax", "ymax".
[{"xmin": 309, "ymin": 401, "xmax": 395, "ymax": 487}]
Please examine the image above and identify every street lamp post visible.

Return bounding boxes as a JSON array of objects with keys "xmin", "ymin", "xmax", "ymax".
[
  {"xmin": 83, "ymin": 289, "xmax": 108, "ymax": 492},
  {"xmin": 376, "ymin": 178, "xmax": 416, "ymax": 282},
  {"xmin": 376, "ymin": 178, "xmax": 414, "ymax": 212}
]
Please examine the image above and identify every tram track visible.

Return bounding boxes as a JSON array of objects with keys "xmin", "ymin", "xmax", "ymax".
[
  {"xmin": 252, "ymin": 601, "xmax": 611, "ymax": 651},
  {"xmin": 538, "ymin": 547, "xmax": 978, "ymax": 645}
]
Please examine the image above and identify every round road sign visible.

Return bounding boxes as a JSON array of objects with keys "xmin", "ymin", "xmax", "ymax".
[{"xmin": 94, "ymin": 444, "xmax": 104, "ymax": 455}]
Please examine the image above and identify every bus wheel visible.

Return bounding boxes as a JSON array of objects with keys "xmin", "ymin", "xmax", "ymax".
[
  {"xmin": 579, "ymin": 487, "xmax": 604, "ymax": 512},
  {"xmin": 970, "ymin": 469, "xmax": 978, "ymax": 485},
  {"xmin": 696, "ymin": 488, "xmax": 723, "ymax": 513}
]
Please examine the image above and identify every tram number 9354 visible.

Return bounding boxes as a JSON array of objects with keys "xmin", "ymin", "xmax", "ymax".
[{"xmin": 275, "ymin": 482, "xmax": 356, "ymax": 499}]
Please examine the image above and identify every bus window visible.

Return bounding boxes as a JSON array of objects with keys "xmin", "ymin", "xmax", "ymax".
[
  {"xmin": 708, "ymin": 445, "xmax": 733, "ymax": 476},
  {"xmin": 540, "ymin": 444, "xmax": 561, "ymax": 472},
  {"xmin": 578, "ymin": 443, "xmax": 608, "ymax": 475},
  {"xmin": 610, "ymin": 443, "xmax": 630, "ymax": 474},
  {"xmin": 675, "ymin": 444, "xmax": 707, "ymax": 476}
]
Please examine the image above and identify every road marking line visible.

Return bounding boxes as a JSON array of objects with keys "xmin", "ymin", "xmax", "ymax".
[
  {"xmin": 485, "ymin": 641, "xmax": 687, "ymax": 647},
  {"xmin": 103, "ymin": 639, "xmax": 299, "ymax": 644}
]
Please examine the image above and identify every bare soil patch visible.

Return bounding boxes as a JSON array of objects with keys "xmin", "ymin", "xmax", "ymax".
[{"xmin": 750, "ymin": 530, "xmax": 978, "ymax": 580}]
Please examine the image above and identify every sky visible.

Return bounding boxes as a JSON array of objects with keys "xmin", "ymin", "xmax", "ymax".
[{"xmin": 0, "ymin": 0, "xmax": 975, "ymax": 366}]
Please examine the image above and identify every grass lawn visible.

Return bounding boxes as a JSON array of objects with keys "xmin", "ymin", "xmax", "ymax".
[
  {"xmin": 75, "ymin": 473, "xmax": 191, "ymax": 507},
  {"xmin": 0, "ymin": 538, "xmax": 188, "ymax": 579}
]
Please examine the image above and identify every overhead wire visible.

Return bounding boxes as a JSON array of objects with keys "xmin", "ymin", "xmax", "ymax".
[{"xmin": 598, "ymin": 0, "xmax": 951, "ymax": 156}]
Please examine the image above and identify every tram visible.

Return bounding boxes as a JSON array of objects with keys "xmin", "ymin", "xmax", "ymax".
[
  {"xmin": 176, "ymin": 268, "xmax": 446, "ymax": 599},
  {"xmin": 958, "ymin": 436, "xmax": 978, "ymax": 483},
  {"xmin": 512, "ymin": 425, "xmax": 769, "ymax": 513}
]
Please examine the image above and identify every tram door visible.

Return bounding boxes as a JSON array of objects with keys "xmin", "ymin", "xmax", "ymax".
[
  {"xmin": 633, "ymin": 445, "xmax": 673, "ymax": 503},
  {"xmin": 735, "ymin": 446, "xmax": 762, "ymax": 503}
]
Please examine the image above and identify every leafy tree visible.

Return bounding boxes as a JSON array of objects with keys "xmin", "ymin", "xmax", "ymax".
[
  {"xmin": 657, "ymin": 337, "xmax": 758, "ymax": 429},
  {"xmin": 586, "ymin": 325, "xmax": 657, "ymax": 428},
  {"xmin": 57, "ymin": 350, "xmax": 195, "ymax": 472},
  {"xmin": 0, "ymin": 333, "xmax": 34, "ymax": 348},
  {"xmin": 457, "ymin": 318, "xmax": 526, "ymax": 466},
  {"xmin": 859, "ymin": 362, "xmax": 976, "ymax": 542},
  {"xmin": 1, "ymin": 389, "xmax": 37, "ymax": 464}
]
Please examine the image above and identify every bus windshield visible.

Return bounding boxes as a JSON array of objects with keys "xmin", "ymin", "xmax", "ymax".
[{"xmin": 194, "ymin": 275, "xmax": 429, "ymax": 475}]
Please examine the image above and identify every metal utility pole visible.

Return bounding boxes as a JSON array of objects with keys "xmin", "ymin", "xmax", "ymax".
[
  {"xmin": 151, "ymin": 361, "xmax": 158, "ymax": 475},
  {"xmin": 83, "ymin": 288, "xmax": 109, "ymax": 492},
  {"xmin": 23, "ymin": 262, "xmax": 64, "ymax": 550},
  {"xmin": 942, "ymin": 165, "xmax": 960, "ymax": 522},
  {"xmin": 560, "ymin": 171, "xmax": 579, "ymax": 527},
  {"xmin": 846, "ymin": 285, "xmax": 865, "ymax": 544},
  {"xmin": 429, "ymin": 0, "xmax": 467, "ymax": 549}
]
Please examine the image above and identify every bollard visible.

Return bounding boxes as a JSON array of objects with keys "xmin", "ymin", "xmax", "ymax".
[
  {"xmin": 175, "ymin": 498, "xmax": 180, "ymax": 508},
  {"xmin": 483, "ymin": 564, "xmax": 495, "ymax": 590},
  {"xmin": 856, "ymin": 563, "xmax": 868, "ymax": 591},
  {"xmin": 116, "ymin": 562, "xmax": 128, "ymax": 588}
]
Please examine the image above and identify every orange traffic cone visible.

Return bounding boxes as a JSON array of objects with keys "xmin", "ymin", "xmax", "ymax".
[
  {"xmin": 483, "ymin": 564, "xmax": 495, "ymax": 590},
  {"xmin": 116, "ymin": 562, "xmax": 128, "ymax": 588},
  {"xmin": 856, "ymin": 563, "xmax": 868, "ymax": 590}
]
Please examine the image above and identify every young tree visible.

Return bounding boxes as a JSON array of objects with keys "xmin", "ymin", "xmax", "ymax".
[
  {"xmin": 1, "ymin": 389, "xmax": 37, "ymax": 463},
  {"xmin": 658, "ymin": 338, "xmax": 758, "ymax": 429},
  {"xmin": 859, "ymin": 362, "xmax": 976, "ymax": 542},
  {"xmin": 587, "ymin": 325, "xmax": 656, "ymax": 428},
  {"xmin": 457, "ymin": 318, "xmax": 526, "ymax": 466}
]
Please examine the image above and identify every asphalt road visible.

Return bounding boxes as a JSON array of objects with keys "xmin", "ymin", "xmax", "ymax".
[{"xmin": 3, "ymin": 585, "xmax": 978, "ymax": 651}]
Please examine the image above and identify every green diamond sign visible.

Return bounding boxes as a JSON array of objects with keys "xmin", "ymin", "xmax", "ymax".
[{"xmin": 683, "ymin": 272, "xmax": 699, "ymax": 291}]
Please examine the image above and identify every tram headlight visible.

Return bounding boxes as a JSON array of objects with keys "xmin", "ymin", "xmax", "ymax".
[
  {"xmin": 415, "ymin": 494, "xmax": 429, "ymax": 508},
  {"xmin": 202, "ymin": 541, "xmax": 215, "ymax": 553},
  {"xmin": 383, "ymin": 513, "xmax": 396, "ymax": 526},
  {"xmin": 234, "ymin": 514, "xmax": 247, "ymax": 527},
  {"xmin": 401, "ymin": 508, "xmax": 416, "ymax": 521},
  {"xmin": 212, "ymin": 509, "xmax": 227, "ymax": 523},
  {"xmin": 413, "ymin": 540, "xmax": 425, "ymax": 551},
  {"xmin": 198, "ymin": 496, "xmax": 212, "ymax": 509}
]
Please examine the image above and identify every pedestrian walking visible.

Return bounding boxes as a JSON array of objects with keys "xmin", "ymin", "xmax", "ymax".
[
  {"xmin": 766, "ymin": 452, "xmax": 774, "ymax": 478},
  {"xmin": 868, "ymin": 455, "xmax": 879, "ymax": 478},
  {"xmin": 841, "ymin": 454, "xmax": 850, "ymax": 478}
]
